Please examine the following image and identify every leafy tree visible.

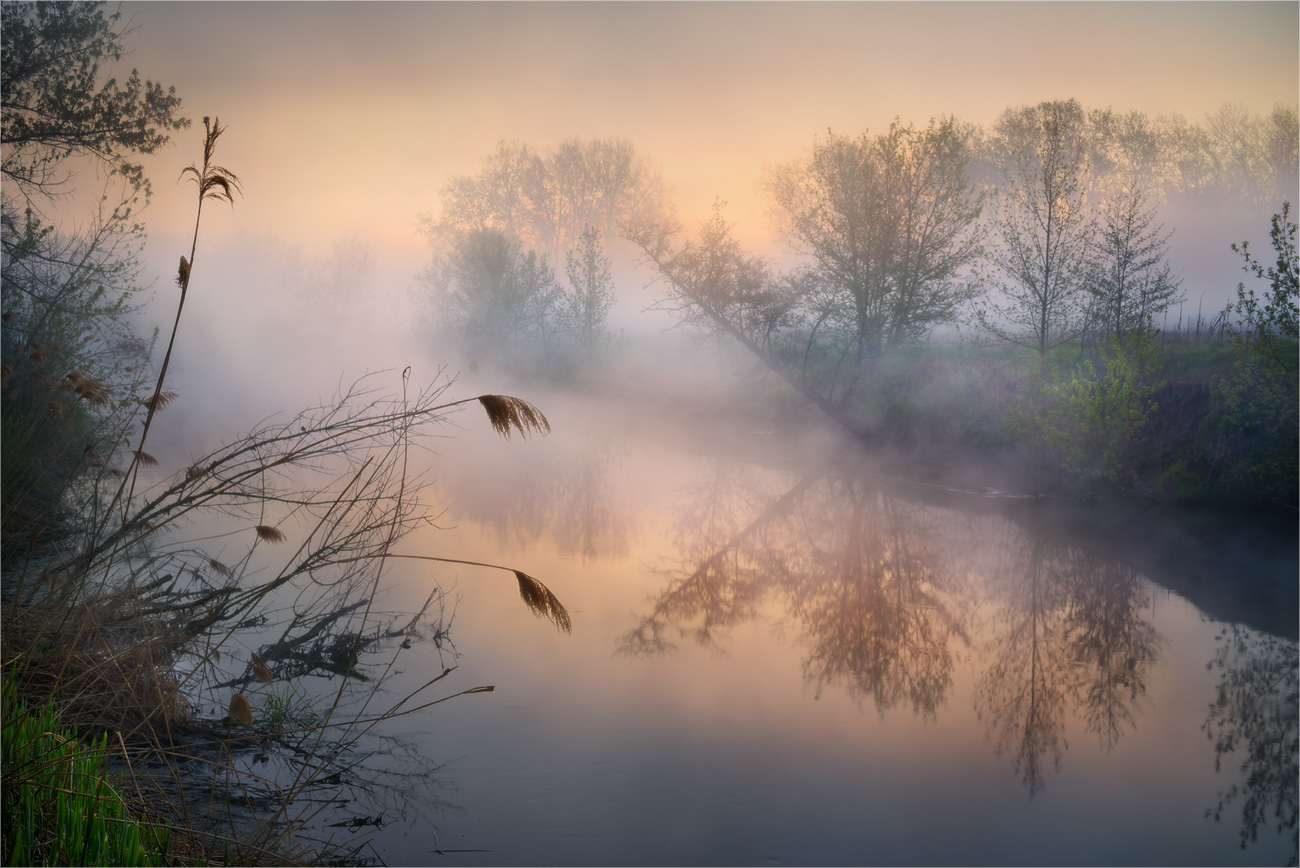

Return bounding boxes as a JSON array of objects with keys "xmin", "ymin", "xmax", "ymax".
[
  {"xmin": 977, "ymin": 100, "xmax": 1094, "ymax": 358},
  {"xmin": 436, "ymin": 229, "xmax": 531, "ymax": 353},
  {"xmin": 1229, "ymin": 201, "xmax": 1299, "ymax": 351},
  {"xmin": 1264, "ymin": 105, "xmax": 1299, "ymax": 199},
  {"xmin": 1213, "ymin": 203, "xmax": 1299, "ymax": 505},
  {"xmin": 561, "ymin": 225, "xmax": 615, "ymax": 361},
  {"xmin": 421, "ymin": 136, "xmax": 668, "ymax": 263},
  {"xmin": 519, "ymin": 249, "xmax": 563, "ymax": 361},
  {"xmin": 1, "ymin": 2, "xmax": 186, "ymax": 201},
  {"xmin": 2, "ymin": 1, "xmax": 187, "ymax": 366},
  {"xmin": 766, "ymin": 117, "xmax": 983, "ymax": 368},
  {"xmin": 1, "ymin": 1, "xmax": 186, "ymax": 557}
]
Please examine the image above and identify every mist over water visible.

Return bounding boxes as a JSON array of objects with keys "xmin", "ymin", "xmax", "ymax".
[
  {"xmin": 6, "ymin": 3, "xmax": 1298, "ymax": 863},
  {"xmin": 116, "ymin": 167, "xmax": 1297, "ymax": 863},
  {"xmin": 271, "ymin": 379, "xmax": 1290, "ymax": 867},
  {"xmin": 128, "ymin": 283, "xmax": 1297, "ymax": 864}
]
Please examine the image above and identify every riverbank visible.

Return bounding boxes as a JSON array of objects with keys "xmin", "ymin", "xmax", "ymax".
[{"xmin": 492, "ymin": 327, "xmax": 1298, "ymax": 511}]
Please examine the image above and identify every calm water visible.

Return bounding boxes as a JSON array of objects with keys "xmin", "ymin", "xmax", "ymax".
[{"xmin": 313, "ymin": 387, "xmax": 1296, "ymax": 866}]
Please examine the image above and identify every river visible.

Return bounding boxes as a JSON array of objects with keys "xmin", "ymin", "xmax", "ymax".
[
  {"xmin": 285, "ymin": 381, "xmax": 1296, "ymax": 867},
  {"xmin": 201, "ymin": 380, "xmax": 1296, "ymax": 866}
]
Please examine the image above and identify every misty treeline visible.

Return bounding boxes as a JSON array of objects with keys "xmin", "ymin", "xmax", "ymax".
[
  {"xmin": 420, "ymin": 98, "xmax": 1297, "ymax": 505},
  {"xmin": 417, "ymin": 138, "xmax": 668, "ymax": 367}
]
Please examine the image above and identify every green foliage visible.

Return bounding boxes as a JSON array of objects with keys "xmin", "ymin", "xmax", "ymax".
[
  {"xmin": 1, "ymin": 1, "xmax": 187, "ymax": 198},
  {"xmin": 1212, "ymin": 203, "xmax": 1299, "ymax": 505},
  {"xmin": 1, "ymin": 678, "xmax": 170, "ymax": 867},
  {"xmin": 1044, "ymin": 333, "xmax": 1163, "ymax": 487},
  {"xmin": 2, "ymin": 0, "xmax": 182, "ymax": 558},
  {"xmin": 260, "ymin": 684, "xmax": 321, "ymax": 731}
]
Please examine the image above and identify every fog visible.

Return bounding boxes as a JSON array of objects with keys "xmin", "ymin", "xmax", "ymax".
[{"xmin": 8, "ymin": 3, "xmax": 1298, "ymax": 864}]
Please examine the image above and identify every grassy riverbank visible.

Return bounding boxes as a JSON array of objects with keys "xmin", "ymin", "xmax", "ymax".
[{"xmin": 2, "ymin": 680, "xmax": 172, "ymax": 866}]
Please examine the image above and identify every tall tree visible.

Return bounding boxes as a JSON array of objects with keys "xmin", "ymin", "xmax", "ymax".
[
  {"xmin": 978, "ymin": 99, "xmax": 1095, "ymax": 358},
  {"xmin": 436, "ymin": 229, "xmax": 530, "ymax": 352},
  {"xmin": 1086, "ymin": 184, "xmax": 1182, "ymax": 345},
  {"xmin": 519, "ymin": 249, "xmax": 563, "ymax": 361},
  {"xmin": 766, "ymin": 117, "xmax": 983, "ymax": 371},
  {"xmin": 2, "ymin": 1, "xmax": 187, "ymax": 362}
]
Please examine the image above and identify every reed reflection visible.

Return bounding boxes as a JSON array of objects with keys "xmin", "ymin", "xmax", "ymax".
[
  {"xmin": 619, "ymin": 464, "xmax": 969, "ymax": 718},
  {"xmin": 1203, "ymin": 625, "xmax": 1299, "ymax": 861},
  {"xmin": 976, "ymin": 520, "xmax": 1162, "ymax": 796}
]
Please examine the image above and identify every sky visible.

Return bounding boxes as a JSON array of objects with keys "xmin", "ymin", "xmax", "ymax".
[{"xmin": 117, "ymin": 0, "xmax": 1298, "ymax": 273}]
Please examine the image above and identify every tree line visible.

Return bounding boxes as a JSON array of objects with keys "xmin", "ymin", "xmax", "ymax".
[{"xmin": 418, "ymin": 99, "xmax": 1296, "ymax": 381}]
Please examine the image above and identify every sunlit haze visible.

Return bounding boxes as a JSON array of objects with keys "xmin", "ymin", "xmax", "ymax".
[
  {"xmin": 6, "ymin": 4, "xmax": 1299, "ymax": 864},
  {"xmin": 120, "ymin": 1, "xmax": 1296, "ymax": 261}
]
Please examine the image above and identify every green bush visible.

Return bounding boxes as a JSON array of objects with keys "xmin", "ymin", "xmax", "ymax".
[{"xmin": 1044, "ymin": 334, "xmax": 1163, "ymax": 488}]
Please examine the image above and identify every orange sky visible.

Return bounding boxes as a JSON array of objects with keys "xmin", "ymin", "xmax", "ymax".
[{"xmin": 118, "ymin": 1, "xmax": 1297, "ymax": 264}]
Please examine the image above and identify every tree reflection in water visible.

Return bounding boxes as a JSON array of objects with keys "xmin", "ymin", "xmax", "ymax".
[
  {"xmin": 1064, "ymin": 550, "xmax": 1161, "ymax": 750},
  {"xmin": 976, "ymin": 519, "xmax": 1162, "ymax": 796},
  {"xmin": 778, "ymin": 478, "xmax": 969, "ymax": 718},
  {"xmin": 1203, "ymin": 625, "xmax": 1299, "ymax": 863},
  {"xmin": 975, "ymin": 534, "xmax": 1071, "ymax": 797},
  {"xmin": 618, "ymin": 463, "xmax": 970, "ymax": 718},
  {"xmin": 622, "ymin": 464, "xmax": 1174, "ymax": 799}
]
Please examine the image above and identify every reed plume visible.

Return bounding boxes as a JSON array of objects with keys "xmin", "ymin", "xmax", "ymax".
[
  {"xmin": 513, "ymin": 570, "xmax": 572, "ymax": 634},
  {"xmin": 254, "ymin": 525, "xmax": 286, "ymax": 544},
  {"xmin": 250, "ymin": 653, "xmax": 273, "ymax": 685},
  {"xmin": 477, "ymin": 394, "xmax": 551, "ymax": 440},
  {"xmin": 68, "ymin": 372, "xmax": 113, "ymax": 406},
  {"xmin": 133, "ymin": 449, "xmax": 159, "ymax": 467},
  {"xmin": 180, "ymin": 117, "xmax": 242, "ymax": 207},
  {"xmin": 141, "ymin": 391, "xmax": 179, "ymax": 412},
  {"xmin": 228, "ymin": 693, "xmax": 253, "ymax": 726}
]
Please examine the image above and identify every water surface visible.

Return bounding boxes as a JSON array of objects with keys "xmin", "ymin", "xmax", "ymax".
[{"xmin": 348, "ymin": 387, "xmax": 1297, "ymax": 866}]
